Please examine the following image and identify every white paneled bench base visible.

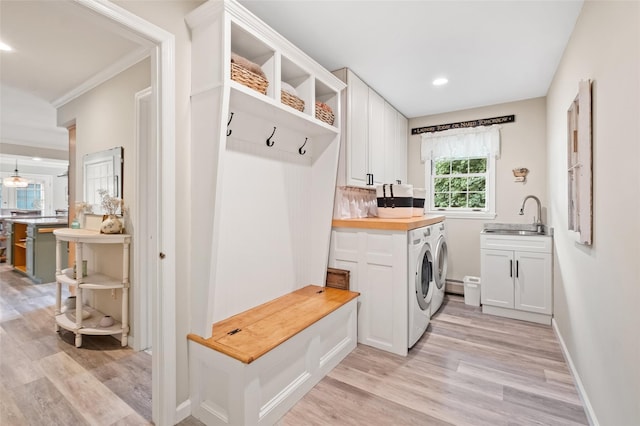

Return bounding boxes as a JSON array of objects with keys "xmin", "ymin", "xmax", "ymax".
[{"xmin": 187, "ymin": 285, "xmax": 359, "ymax": 425}]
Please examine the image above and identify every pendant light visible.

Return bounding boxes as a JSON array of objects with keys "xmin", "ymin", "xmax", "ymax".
[{"xmin": 3, "ymin": 161, "xmax": 29, "ymax": 188}]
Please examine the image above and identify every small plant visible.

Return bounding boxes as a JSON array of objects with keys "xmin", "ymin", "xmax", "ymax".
[
  {"xmin": 74, "ymin": 201, "xmax": 93, "ymax": 217},
  {"xmin": 97, "ymin": 188, "xmax": 123, "ymax": 216}
]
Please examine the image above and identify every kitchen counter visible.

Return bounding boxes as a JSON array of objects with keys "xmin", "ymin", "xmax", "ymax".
[
  {"xmin": 332, "ymin": 214, "xmax": 445, "ymax": 231},
  {"xmin": 4, "ymin": 217, "xmax": 68, "ymax": 226}
]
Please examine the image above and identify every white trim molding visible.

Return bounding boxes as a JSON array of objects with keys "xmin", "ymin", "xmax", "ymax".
[
  {"xmin": 52, "ymin": 46, "xmax": 149, "ymax": 108},
  {"xmin": 552, "ymin": 319, "xmax": 600, "ymax": 426},
  {"xmin": 73, "ymin": 1, "xmax": 177, "ymax": 425}
]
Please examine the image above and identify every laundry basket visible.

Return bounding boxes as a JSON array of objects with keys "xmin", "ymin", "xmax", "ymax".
[{"xmin": 463, "ymin": 276, "xmax": 481, "ymax": 306}]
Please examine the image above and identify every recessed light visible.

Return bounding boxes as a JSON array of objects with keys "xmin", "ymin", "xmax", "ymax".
[
  {"xmin": 432, "ymin": 77, "xmax": 449, "ymax": 86},
  {"xmin": 32, "ymin": 157, "xmax": 42, "ymax": 161},
  {"xmin": 0, "ymin": 41, "xmax": 13, "ymax": 52}
]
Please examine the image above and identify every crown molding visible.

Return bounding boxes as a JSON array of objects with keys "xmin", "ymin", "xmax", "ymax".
[{"xmin": 52, "ymin": 46, "xmax": 149, "ymax": 108}]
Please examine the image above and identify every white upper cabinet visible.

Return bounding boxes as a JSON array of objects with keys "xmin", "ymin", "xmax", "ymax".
[
  {"xmin": 394, "ymin": 113, "xmax": 408, "ymax": 184},
  {"xmin": 334, "ymin": 68, "xmax": 408, "ymax": 187},
  {"xmin": 368, "ymin": 89, "xmax": 385, "ymax": 185},
  {"xmin": 345, "ymin": 69, "xmax": 369, "ymax": 186}
]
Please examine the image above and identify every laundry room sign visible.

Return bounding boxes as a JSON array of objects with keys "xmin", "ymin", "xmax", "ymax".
[{"xmin": 411, "ymin": 114, "xmax": 515, "ymax": 135}]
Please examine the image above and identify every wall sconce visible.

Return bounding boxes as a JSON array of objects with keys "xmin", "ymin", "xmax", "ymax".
[{"xmin": 513, "ymin": 167, "xmax": 529, "ymax": 183}]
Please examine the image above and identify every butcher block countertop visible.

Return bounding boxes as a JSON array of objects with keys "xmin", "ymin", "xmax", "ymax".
[{"xmin": 332, "ymin": 214, "xmax": 445, "ymax": 231}]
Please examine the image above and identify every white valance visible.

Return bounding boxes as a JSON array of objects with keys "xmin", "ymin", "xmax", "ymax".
[{"xmin": 420, "ymin": 125, "xmax": 502, "ymax": 162}]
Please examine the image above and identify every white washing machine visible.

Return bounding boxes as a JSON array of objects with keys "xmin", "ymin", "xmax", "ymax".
[
  {"xmin": 431, "ymin": 221, "xmax": 448, "ymax": 316},
  {"xmin": 408, "ymin": 225, "xmax": 435, "ymax": 348}
]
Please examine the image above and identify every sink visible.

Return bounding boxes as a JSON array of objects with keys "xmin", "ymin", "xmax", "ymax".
[
  {"xmin": 483, "ymin": 229, "xmax": 542, "ymax": 236},
  {"xmin": 482, "ymin": 223, "xmax": 552, "ymax": 236}
]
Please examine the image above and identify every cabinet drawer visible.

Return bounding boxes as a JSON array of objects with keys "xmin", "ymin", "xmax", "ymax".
[{"xmin": 480, "ymin": 234, "xmax": 552, "ymax": 253}]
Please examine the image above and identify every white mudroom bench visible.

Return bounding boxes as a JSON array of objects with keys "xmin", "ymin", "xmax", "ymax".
[{"xmin": 187, "ymin": 285, "xmax": 359, "ymax": 425}]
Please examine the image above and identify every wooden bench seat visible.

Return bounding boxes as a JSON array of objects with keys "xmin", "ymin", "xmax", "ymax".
[
  {"xmin": 187, "ymin": 285, "xmax": 360, "ymax": 425},
  {"xmin": 187, "ymin": 285, "xmax": 359, "ymax": 364}
]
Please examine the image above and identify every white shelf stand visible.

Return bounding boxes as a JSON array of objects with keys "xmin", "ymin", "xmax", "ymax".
[{"xmin": 54, "ymin": 228, "xmax": 131, "ymax": 348}]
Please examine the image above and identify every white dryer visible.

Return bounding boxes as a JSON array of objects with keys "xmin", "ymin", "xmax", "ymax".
[
  {"xmin": 431, "ymin": 221, "xmax": 449, "ymax": 316},
  {"xmin": 408, "ymin": 225, "xmax": 435, "ymax": 348}
]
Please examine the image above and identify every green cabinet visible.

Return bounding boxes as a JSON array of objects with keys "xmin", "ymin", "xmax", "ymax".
[{"xmin": 9, "ymin": 219, "xmax": 68, "ymax": 284}]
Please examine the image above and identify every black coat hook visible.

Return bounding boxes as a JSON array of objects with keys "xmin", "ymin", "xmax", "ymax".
[
  {"xmin": 266, "ymin": 127, "xmax": 276, "ymax": 147},
  {"xmin": 226, "ymin": 112, "xmax": 234, "ymax": 136},
  {"xmin": 298, "ymin": 137, "xmax": 308, "ymax": 155}
]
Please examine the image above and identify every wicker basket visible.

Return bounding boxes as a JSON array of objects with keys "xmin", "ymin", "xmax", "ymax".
[
  {"xmin": 281, "ymin": 90, "xmax": 305, "ymax": 112},
  {"xmin": 315, "ymin": 101, "xmax": 335, "ymax": 125},
  {"xmin": 231, "ymin": 62, "xmax": 268, "ymax": 95}
]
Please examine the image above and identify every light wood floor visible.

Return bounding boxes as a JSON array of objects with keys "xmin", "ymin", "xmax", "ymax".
[
  {"xmin": 1, "ymin": 264, "xmax": 587, "ymax": 425},
  {"xmin": 0, "ymin": 265, "xmax": 152, "ymax": 425}
]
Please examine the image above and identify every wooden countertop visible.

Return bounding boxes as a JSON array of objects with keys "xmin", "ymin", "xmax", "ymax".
[
  {"xmin": 332, "ymin": 214, "xmax": 445, "ymax": 231},
  {"xmin": 187, "ymin": 285, "xmax": 360, "ymax": 364}
]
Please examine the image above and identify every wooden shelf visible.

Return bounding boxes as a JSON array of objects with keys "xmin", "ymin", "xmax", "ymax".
[{"xmin": 15, "ymin": 243, "xmax": 26, "ymax": 249}]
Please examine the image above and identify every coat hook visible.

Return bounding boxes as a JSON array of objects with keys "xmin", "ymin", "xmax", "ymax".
[
  {"xmin": 298, "ymin": 137, "xmax": 308, "ymax": 155},
  {"xmin": 266, "ymin": 126, "xmax": 276, "ymax": 147},
  {"xmin": 226, "ymin": 112, "xmax": 234, "ymax": 136}
]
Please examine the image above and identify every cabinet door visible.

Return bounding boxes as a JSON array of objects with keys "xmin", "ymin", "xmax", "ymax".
[
  {"xmin": 481, "ymin": 249, "xmax": 514, "ymax": 308},
  {"xmin": 395, "ymin": 112, "xmax": 408, "ymax": 184},
  {"xmin": 368, "ymin": 88, "xmax": 385, "ymax": 185},
  {"xmin": 361, "ymin": 231, "xmax": 406, "ymax": 355},
  {"xmin": 383, "ymin": 101, "xmax": 396, "ymax": 183},
  {"xmin": 515, "ymin": 252, "xmax": 552, "ymax": 315},
  {"xmin": 347, "ymin": 71, "xmax": 370, "ymax": 186}
]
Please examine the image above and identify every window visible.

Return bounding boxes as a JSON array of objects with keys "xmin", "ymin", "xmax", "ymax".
[
  {"xmin": 421, "ymin": 125, "xmax": 500, "ymax": 219},
  {"xmin": 16, "ymin": 183, "xmax": 43, "ymax": 210},
  {"xmin": 433, "ymin": 157, "xmax": 487, "ymax": 209}
]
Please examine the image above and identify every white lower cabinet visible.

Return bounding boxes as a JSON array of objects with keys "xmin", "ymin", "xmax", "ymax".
[
  {"xmin": 329, "ymin": 228, "xmax": 408, "ymax": 356},
  {"xmin": 480, "ymin": 233, "xmax": 553, "ymax": 324}
]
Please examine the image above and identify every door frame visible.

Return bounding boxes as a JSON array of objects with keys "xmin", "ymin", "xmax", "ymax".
[
  {"xmin": 76, "ymin": 1, "xmax": 177, "ymax": 424},
  {"xmin": 133, "ymin": 86, "xmax": 153, "ymax": 352}
]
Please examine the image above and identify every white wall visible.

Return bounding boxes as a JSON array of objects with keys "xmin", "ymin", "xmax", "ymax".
[
  {"xmin": 56, "ymin": 58, "xmax": 150, "ymax": 334},
  {"xmin": 407, "ymin": 97, "xmax": 547, "ymax": 282},
  {"xmin": 546, "ymin": 1, "xmax": 640, "ymax": 424}
]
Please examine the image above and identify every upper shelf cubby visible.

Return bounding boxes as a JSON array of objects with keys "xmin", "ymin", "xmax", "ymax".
[
  {"xmin": 186, "ymin": 0, "xmax": 345, "ymax": 132},
  {"xmin": 230, "ymin": 22, "xmax": 275, "ymax": 99},
  {"xmin": 280, "ymin": 55, "xmax": 312, "ymax": 117}
]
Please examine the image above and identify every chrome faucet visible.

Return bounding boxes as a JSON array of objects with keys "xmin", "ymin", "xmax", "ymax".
[{"xmin": 519, "ymin": 195, "xmax": 544, "ymax": 232}]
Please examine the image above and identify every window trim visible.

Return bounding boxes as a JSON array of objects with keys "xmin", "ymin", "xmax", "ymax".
[{"xmin": 425, "ymin": 154, "xmax": 496, "ymax": 220}]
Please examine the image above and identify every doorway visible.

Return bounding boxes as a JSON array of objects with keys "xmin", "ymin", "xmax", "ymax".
[{"xmin": 69, "ymin": 2, "xmax": 176, "ymax": 425}]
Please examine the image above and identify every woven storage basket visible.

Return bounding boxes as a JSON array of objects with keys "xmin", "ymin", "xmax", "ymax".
[
  {"xmin": 231, "ymin": 62, "xmax": 268, "ymax": 95},
  {"xmin": 315, "ymin": 101, "xmax": 335, "ymax": 125},
  {"xmin": 281, "ymin": 90, "xmax": 305, "ymax": 112}
]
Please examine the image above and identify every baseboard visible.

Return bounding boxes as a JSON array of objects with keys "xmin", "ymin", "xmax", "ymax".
[
  {"xmin": 175, "ymin": 399, "xmax": 192, "ymax": 424},
  {"xmin": 445, "ymin": 279, "xmax": 464, "ymax": 295},
  {"xmin": 551, "ymin": 319, "xmax": 599, "ymax": 426}
]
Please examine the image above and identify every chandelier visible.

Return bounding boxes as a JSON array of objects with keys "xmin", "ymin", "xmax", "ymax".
[{"xmin": 3, "ymin": 161, "xmax": 29, "ymax": 188}]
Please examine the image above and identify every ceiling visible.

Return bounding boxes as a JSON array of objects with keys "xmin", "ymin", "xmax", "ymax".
[
  {"xmin": 0, "ymin": 0, "xmax": 144, "ymax": 104},
  {"xmin": 0, "ymin": 0, "xmax": 583, "ymax": 125},
  {"xmin": 238, "ymin": 0, "xmax": 583, "ymax": 117}
]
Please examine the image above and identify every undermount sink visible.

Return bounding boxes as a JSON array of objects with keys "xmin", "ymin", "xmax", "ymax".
[{"xmin": 482, "ymin": 223, "xmax": 553, "ymax": 236}]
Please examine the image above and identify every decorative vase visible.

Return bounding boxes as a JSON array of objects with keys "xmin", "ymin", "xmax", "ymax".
[{"xmin": 100, "ymin": 215, "xmax": 123, "ymax": 234}]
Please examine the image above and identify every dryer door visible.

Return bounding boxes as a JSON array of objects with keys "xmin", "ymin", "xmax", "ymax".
[
  {"xmin": 434, "ymin": 235, "xmax": 448, "ymax": 290},
  {"xmin": 416, "ymin": 243, "xmax": 434, "ymax": 311}
]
